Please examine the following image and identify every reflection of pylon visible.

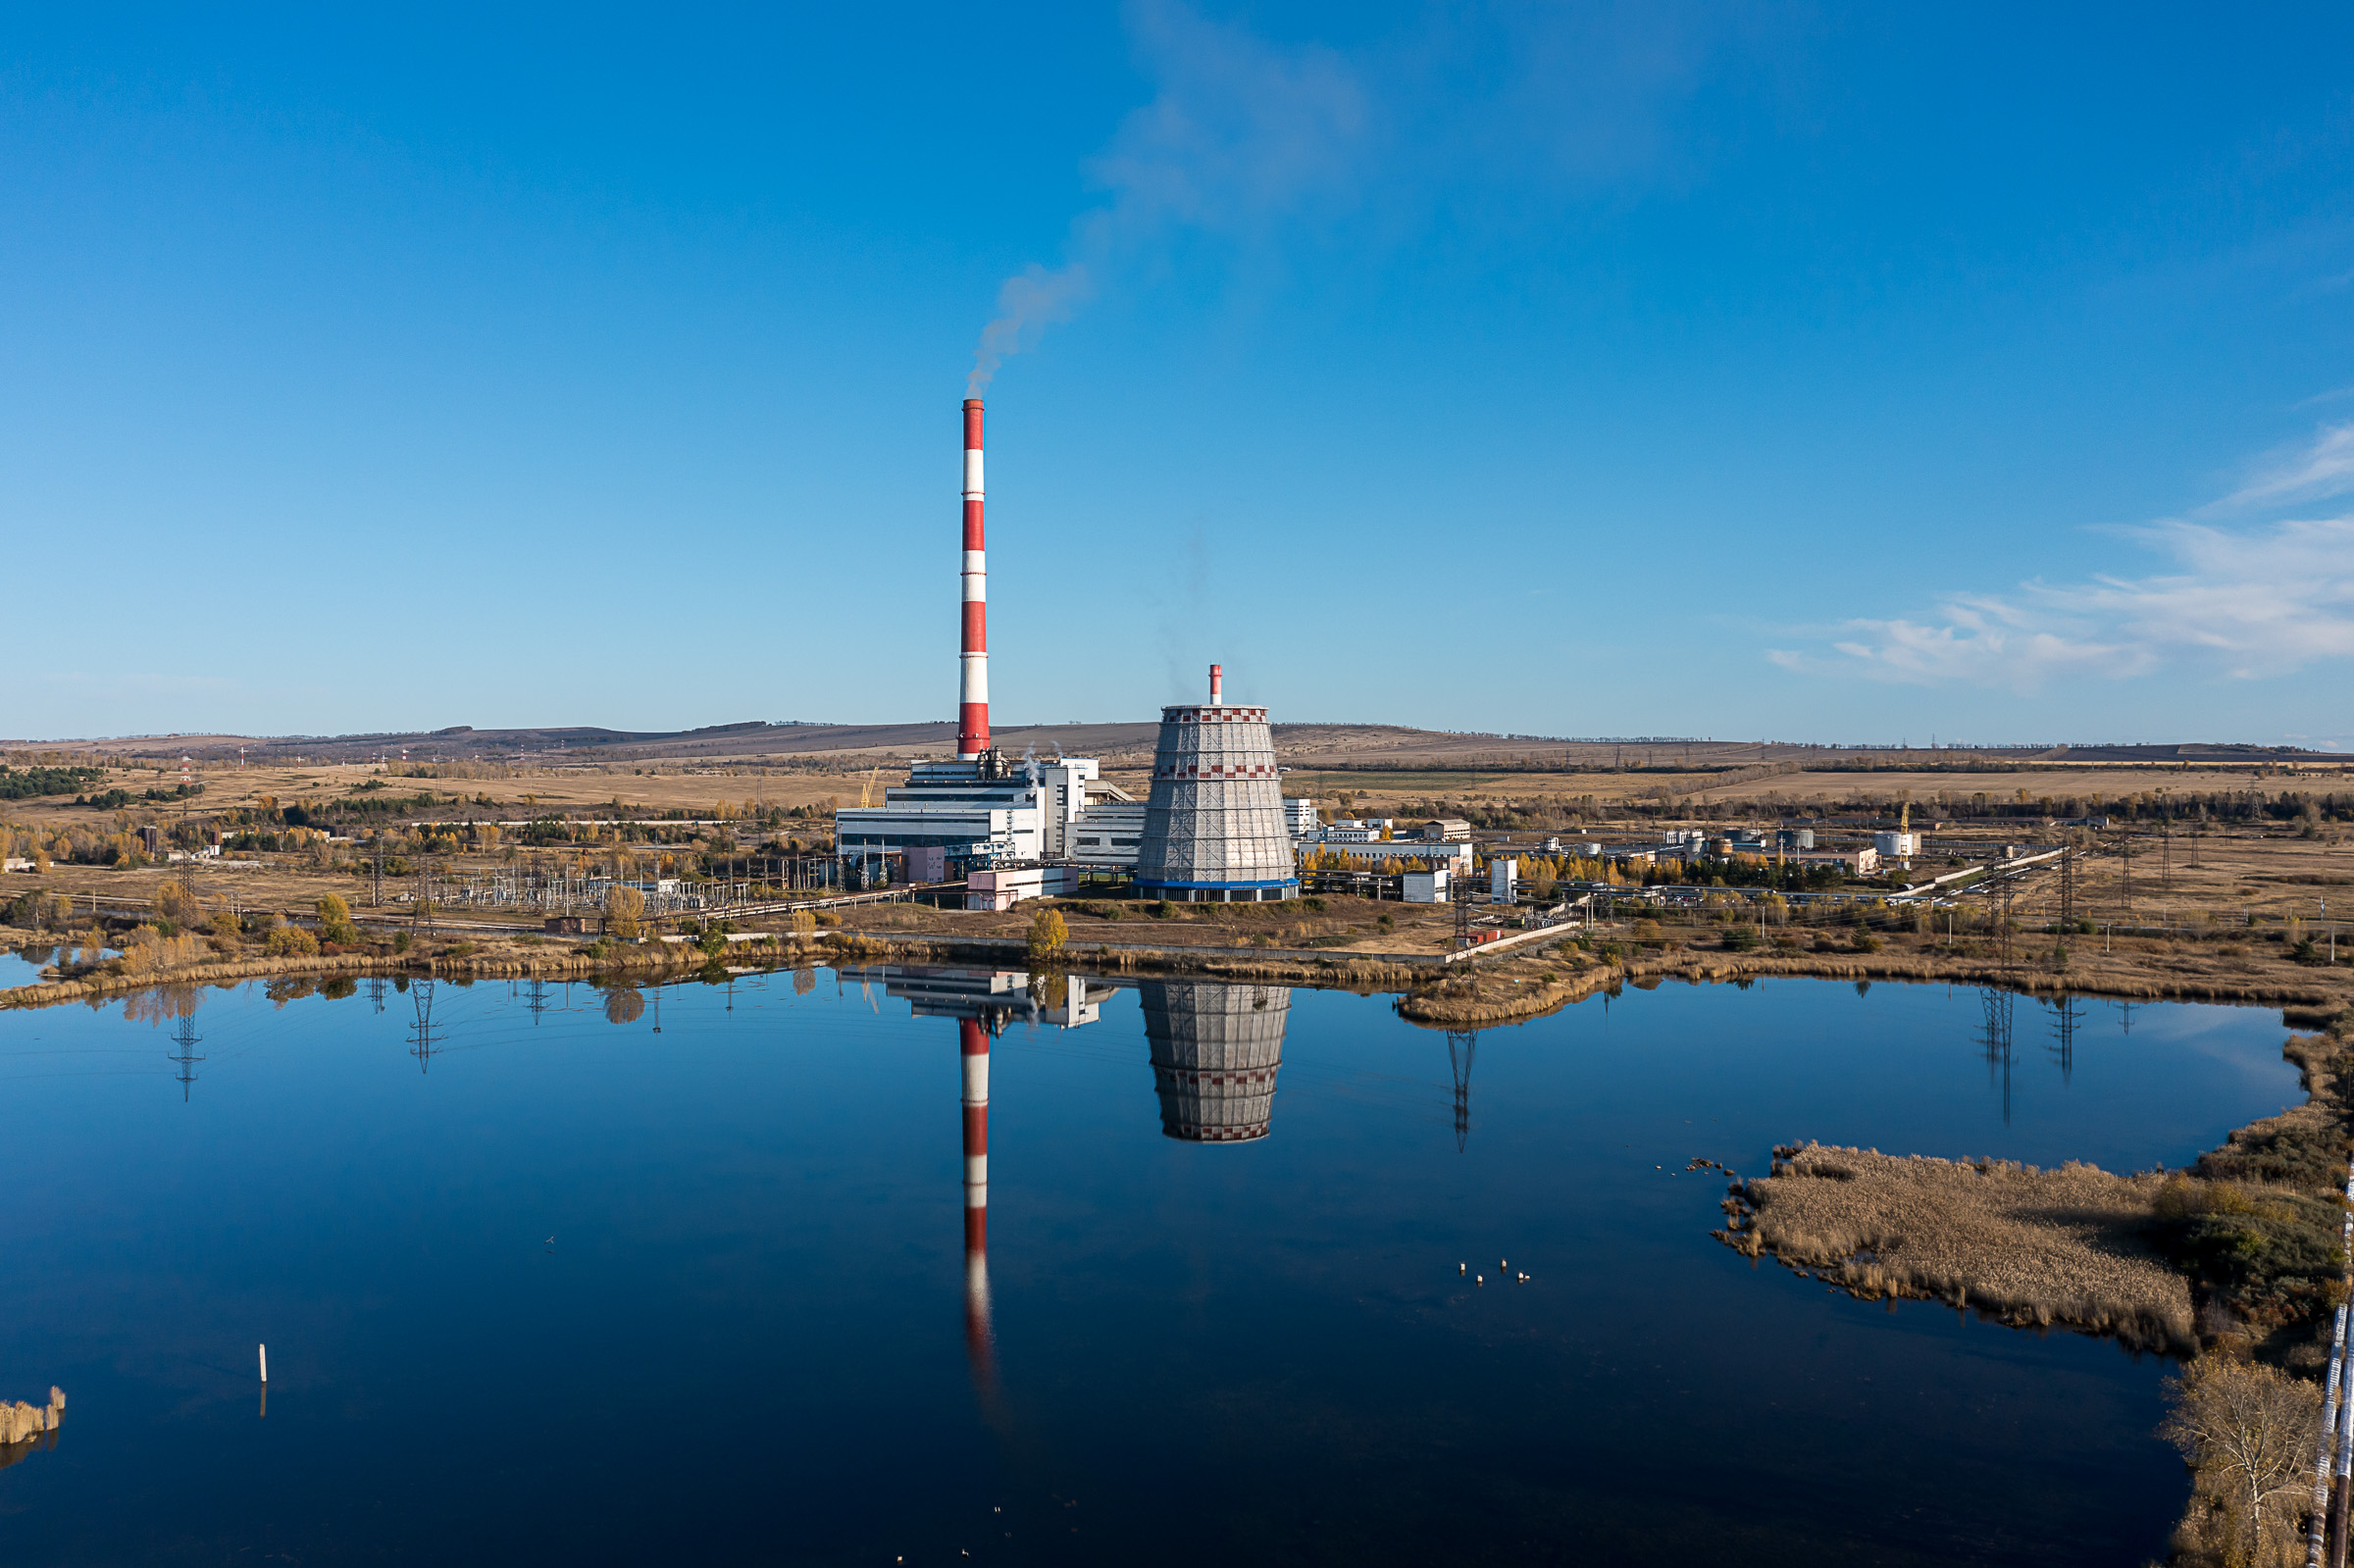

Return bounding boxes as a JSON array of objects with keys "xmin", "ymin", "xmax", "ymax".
[
  {"xmin": 1978, "ymin": 987, "xmax": 2015, "ymax": 1124},
  {"xmin": 2045, "ymin": 993, "xmax": 2082, "ymax": 1086},
  {"xmin": 167, "ymin": 1015, "xmax": 204, "ymax": 1102},
  {"xmin": 1447, "ymin": 1030, "xmax": 1477, "ymax": 1152},
  {"xmin": 369, "ymin": 977, "xmax": 386, "ymax": 1015},
  {"xmin": 527, "ymin": 977, "xmax": 548, "ymax": 1024},
  {"xmin": 407, "ymin": 980, "xmax": 440, "ymax": 1074}
]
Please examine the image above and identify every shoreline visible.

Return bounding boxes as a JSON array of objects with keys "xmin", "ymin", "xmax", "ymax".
[
  {"xmin": 4, "ymin": 922, "xmax": 2347, "ymax": 1021},
  {"xmin": 1721, "ymin": 1021, "xmax": 2354, "ymax": 1565}
]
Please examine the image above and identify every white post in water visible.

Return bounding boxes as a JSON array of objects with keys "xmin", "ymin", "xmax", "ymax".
[{"xmin": 258, "ymin": 1343, "xmax": 268, "ymax": 1383}]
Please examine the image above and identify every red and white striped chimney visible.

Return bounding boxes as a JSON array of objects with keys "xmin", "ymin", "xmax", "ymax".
[
  {"xmin": 1209, "ymin": 663, "xmax": 1223, "ymax": 706},
  {"xmin": 958, "ymin": 399, "xmax": 990, "ymax": 760}
]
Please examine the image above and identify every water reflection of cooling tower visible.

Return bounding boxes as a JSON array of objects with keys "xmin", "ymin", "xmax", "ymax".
[{"xmin": 1142, "ymin": 981, "xmax": 1291, "ymax": 1142}]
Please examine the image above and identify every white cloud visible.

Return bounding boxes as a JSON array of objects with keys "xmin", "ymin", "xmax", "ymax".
[
  {"xmin": 1771, "ymin": 513, "xmax": 2354, "ymax": 692},
  {"xmin": 2213, "ymin": 421, "xmax": 2354, "ymax": 511}
]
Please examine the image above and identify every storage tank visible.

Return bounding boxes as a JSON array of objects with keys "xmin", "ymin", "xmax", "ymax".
[
  {"xmin": 1134, "ymin": 664, "xmax": 1299, "ymax": 903},
  {"xmin": 1142, "ymin": 980, "xmax": 1290, "ymax": 1142}
]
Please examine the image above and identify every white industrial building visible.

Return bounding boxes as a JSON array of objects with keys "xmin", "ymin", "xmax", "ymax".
[
  {"xmin": 1303, "ymin": 818, "xmax": 1473, "ymax": 873},
  {"xmin": 834, "ymin": 753, "xmax": 1150, "ymax": 878}
]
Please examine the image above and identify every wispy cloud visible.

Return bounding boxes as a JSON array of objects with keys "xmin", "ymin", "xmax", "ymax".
[
  {"xmin": 2212, "ymin": 421, "xmax": 2354, "ymax": 510},
  {"xmin": 1772, "ymin": 425, "xmax": 2354, "ymax": 691}
]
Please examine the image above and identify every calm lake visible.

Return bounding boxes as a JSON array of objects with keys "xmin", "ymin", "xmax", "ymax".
[{"xmin": 0, "ymin": 965, "xmax": 2303, "ymax": 1564}]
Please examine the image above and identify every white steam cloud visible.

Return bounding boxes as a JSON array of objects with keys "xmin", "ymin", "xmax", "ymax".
[{"xmin": 965, "ymin": 1, "xmax": 1368, "ymax": 395}]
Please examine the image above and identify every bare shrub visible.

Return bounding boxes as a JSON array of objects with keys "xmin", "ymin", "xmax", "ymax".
[{"xmin": 2161, "ymin": 1357, "xmax": 2319, "ymax": 1565}]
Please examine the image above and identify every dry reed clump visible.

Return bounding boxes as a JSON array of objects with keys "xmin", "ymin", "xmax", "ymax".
[
  {"xmin": 1717, "ymin": 1142, "xmax": 2197, "ymax": 1353},
  {"xmin": 0, "ymin": 1388, "xmax": 64, "ymax": 1446}
]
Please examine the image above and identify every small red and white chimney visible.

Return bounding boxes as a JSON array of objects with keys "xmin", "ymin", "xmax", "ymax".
[
  {"xmin": 958, "ymin": 400, "xmax": 990, "ymax": 760},
  {"xmin": 1208, "ymin": 663, "xmax": 1223, "ymax": 707}
]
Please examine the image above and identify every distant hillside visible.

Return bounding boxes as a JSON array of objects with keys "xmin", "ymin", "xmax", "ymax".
[{"xmin": 5, "ymin": 725, "xmax": 2346, "ymax": 770}]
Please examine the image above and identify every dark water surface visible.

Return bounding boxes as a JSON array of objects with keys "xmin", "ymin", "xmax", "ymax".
[{"xmin": 0, "ymin": 968, "xmax": 2302, "ymax": 1565}]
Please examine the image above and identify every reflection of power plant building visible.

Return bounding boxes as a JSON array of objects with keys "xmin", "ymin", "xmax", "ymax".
[
  {"xmin": 866, "ymin": 962, "xmax": 1125, "ymax": 1399},
  {"xmin": 1141, "ymin": 980, "xmax": 1291, "ymax": 1142},
  {"xmin": 871, "ymin": 964, "xmax": 1025, "ymax": 1395},
  {"xmin": 1134, "ymin": 665, "xmax": 1299, "ymax": 904}
]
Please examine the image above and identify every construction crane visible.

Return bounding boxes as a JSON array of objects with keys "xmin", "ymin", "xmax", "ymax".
[{"xmin": 859, "ymin": 764, "xmax": 883, "ymax": 808}]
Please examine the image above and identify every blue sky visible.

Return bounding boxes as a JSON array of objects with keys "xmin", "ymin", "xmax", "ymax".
[{"xmin": 6, "ymin": 3, "xmax": 2353, "ymax": 746}]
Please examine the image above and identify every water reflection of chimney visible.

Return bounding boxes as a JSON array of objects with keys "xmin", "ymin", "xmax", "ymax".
[
  {"xmin": 1142, "ymin": 981, "xmax": 1290, "ymax": 1142},
  {"xmin": 959, "ymin": 1017, "xmax": 995, "ymax": 1392}
]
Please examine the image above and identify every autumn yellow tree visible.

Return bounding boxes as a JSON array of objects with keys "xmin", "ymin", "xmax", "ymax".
[
  {"xmin": 1027, "ymin": 905, "xmax": 1067, "ymax": 963},
  {"xmin": 317, "ymin": 893, "xmax": 358, "ymax": 946},
  {"xmin": 605, "ymin": 885, "xmax": 646, "ymax": 940}
]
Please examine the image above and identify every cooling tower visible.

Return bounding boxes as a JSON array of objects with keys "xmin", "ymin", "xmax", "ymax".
[
  {"xmin": 1142, "ymin": 981, "xmax": 1291, "ymax": 1143},
  {"xmin": 1133, "ymin": 663, "xmax": 1299, "ymax": 903}
]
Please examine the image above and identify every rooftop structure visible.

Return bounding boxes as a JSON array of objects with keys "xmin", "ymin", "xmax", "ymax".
[{"xmin": 1134, "ymin": 665, "xmax": 1299, "ymax": 904}]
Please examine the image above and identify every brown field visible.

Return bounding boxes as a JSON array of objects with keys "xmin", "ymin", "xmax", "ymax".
[{"xmin": 4, "ymin": 739, "xmax": 2351, "ymax": 954}]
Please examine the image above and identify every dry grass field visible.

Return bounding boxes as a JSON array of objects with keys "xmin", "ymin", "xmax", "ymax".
[{"xmin": 4, "ymin": 744, "xmax": 2350, "ymax": 947}]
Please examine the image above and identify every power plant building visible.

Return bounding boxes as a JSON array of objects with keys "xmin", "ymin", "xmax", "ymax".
[
  {"xmin": 1133, "ymin": 665, "xmax": 1299, "ymax": 903},
  {"xmin": 830, "ymin": 397, "xmax": 1147, "ymax": 878},
  {"xmin": 835, "ymin": 752, "xmax": 1144, "ymax": 873},
  {"xmin": 832, "ymin": 406, "xmax": 1306, "ymax": 897}
]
